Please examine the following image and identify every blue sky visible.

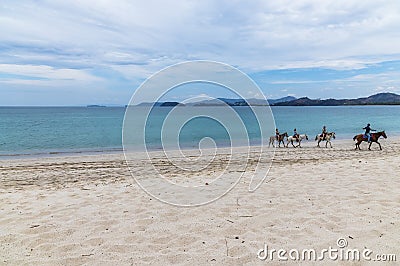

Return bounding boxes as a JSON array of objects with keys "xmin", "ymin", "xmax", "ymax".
[{"xmin": 1, "ymin": 1, "xmax": 400, "ymax": 105}]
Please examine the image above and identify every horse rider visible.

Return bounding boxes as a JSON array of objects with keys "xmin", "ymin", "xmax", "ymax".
[
  {"xmin": 363, "ymin": 123, "xmax": 376, "ymax": 143},
  {"xmin": 321, "ymin": 126, "xmax": 327, "ymax": 140},
  {"xmin": 293, "ymin": 128, "xmax": 299, "ymax": 141},
  {"xmin": 275, "ymin": 128, "xmax": 280, "ymax": 140}
]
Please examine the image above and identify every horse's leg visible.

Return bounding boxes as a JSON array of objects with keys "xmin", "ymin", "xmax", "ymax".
[
  {"xmin": 356, "ymin": 140, "xmax": 362, "ymax": 150},
  {"xmin": 377, "ymin": 141, "xmax": 382, "ymax": 150},
  {"xmin": 368, "ymin": 141, "xmax": 372, "ymax": 151},
  {"xmin": 325, "ymin": 141, "xmax": 328, "ymax": 148},
  {"xmin": 329, "ymin": 140, "xmax": 333, "ymax": 148},
  {"xmin": 317, "ymin": 139, "xmax": 320, "ymax": 147}
]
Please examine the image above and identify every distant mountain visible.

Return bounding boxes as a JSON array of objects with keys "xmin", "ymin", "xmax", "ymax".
[
  {"xmin": 273, "ymin": 93, "xmax": 400, "ymax": 106},
  {"xmin": 160, "ymin": 102, "xmax": 185, "ymax": 107},
  {"xmin": 268, "ymin": 96, "xmax": 297, "ymax": 105},
  {"xmin": 188, "ymin": 96, "xmax": 296, "ymax": 106},
  {"xmin": 136, "ymin": 102, "xmax": 163, "ymax": 107},
  {"xmin": 188, "ymin": 98, "xmax": 249, "ymax": 106},
  {"xmin": 359, "ymin": 93, "xmax": 400, "ymax": 104},
  {"xmin": 87, "ymin": 105, "xmax": 106, "ymax": 108}
]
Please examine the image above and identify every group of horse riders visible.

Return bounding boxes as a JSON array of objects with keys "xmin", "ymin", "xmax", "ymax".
[
  {"xmin": 271, "ymin": 123, "xmax": 385, "ymax": 149},
  {"xmin": 275, "ymin": 126, "xmax": 327, "ymax": 142},
  {"xmin": 275, "ymin": 123, "xmax": 375, "ymax": 143}
]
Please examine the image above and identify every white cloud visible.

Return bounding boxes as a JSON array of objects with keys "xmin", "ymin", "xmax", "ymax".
[
  {"xmin": 0, "ymin": 64, "xmax": 102, "ymax": 82},
  {"xmin": 1, "ymin": 0, "xmax": 400, "ymax": 104},
  {"xmin": 2, "ymin": 1, "xmax": 400, "ymax": 72}
]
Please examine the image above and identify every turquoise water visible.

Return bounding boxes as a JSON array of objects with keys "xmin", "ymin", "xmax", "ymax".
[{"xmin": 1, "ymin": 106, "xmax": 399, "ymax": 157}]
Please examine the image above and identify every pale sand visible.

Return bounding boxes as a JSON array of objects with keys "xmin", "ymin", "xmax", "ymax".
[{"xmin": 0, "ymin": 138, "xmax": 399, "ymax": 265}]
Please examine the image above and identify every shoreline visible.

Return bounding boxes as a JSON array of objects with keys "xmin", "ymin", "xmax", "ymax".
[{"xmin": 1, "ymin": 133, "xmax": 397, "ymax": 161}]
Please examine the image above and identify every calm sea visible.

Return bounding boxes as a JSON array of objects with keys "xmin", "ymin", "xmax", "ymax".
[{"xmin": 1, "ymin": 106, "xmax": 399, "ymax": 157}]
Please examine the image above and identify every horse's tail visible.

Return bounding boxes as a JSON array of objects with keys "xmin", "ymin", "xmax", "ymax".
[
  {"xmin": 353, "ymin": 135, "xmax": 357, "ymax": 141},
  {"xmin": 315, "ymin": 135, "xmax": 318, "ymax": 141}
]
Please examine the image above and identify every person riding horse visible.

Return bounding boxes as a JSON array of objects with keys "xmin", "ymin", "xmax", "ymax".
[
  {"xmin": 321, "ymin": 126, "xmax": 327, "ymax": 140},
  {"xmin": 363, "ymin": 123, "xmax": 376, "ymax": 143},
  {"xmin": 275, "ymin": 128, "xmax": 280, "ymax": 140},
  {"xmin": 293, "ymin": 128, "xmax": 299, "ymax": 141}
]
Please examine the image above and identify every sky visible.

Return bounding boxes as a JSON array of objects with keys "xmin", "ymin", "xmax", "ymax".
[{"xmin": 1, "ymin": 0, "xmax": 400, "ymax": 105}]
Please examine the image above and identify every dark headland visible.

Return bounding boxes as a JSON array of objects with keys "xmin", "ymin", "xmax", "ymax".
[{"xmin": 133, "ymin": 93, "xmax": 400, "ymax": 107}]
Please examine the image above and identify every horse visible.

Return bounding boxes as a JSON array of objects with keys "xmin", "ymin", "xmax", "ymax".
[
  {"xmin": 353, "ymin": 131, "xmax": 387, "ymax": 150},
  {"xmin": 269, "ymin": 132, "xmax": 288, "ymax": 148},
  {"xmin": 286, "ymin": 134, "xmax": 309, "ymax": 148},
  {"xmin": 315, "ymin": 132, "xmax": 336, "ymax": 148}
]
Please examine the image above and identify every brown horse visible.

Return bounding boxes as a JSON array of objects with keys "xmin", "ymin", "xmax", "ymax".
[
  {"xmin": 353, "ymin": 131, "xmax": 387, "ymax": 150},
  {"xmin": 269, "ymin": 132, "xmax": 288, "ymax": 147}
]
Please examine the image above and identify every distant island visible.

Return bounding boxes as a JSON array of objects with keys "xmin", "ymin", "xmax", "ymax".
[
  {"xmin": 160, "ymin": 102, "xmax": 185, "ymax": 107},
  {"xmin": 274, "ymin": 93, "xmax": 400, "ymax": 106},
  {"xmin": 134, "ymin": 96, "xmax": 296, "ymax": 107},
  {"xmin": 87, "ymin": 105, "xmax": 106, "ymax": 108},
  {"xmin": 132, "ymin": 93, "xmax": 400, "ymax": 107}
]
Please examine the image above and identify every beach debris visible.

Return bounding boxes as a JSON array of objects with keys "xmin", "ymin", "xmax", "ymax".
[
  {"xmin": 29, "ymin": 224, "xmax": 40, "ymax": 228},
  {"xmin": 349, "ymin": 235, "xmax": 353, "ymax": 239},
  {"xmin": 81, "ymin": 253, "xmax": 94, "ymax": 257},
  {"xmin": 224, "ymin": 237, "xmax": 229, "ymax": 256},
  {"xmin": 226, "ymin": 219, "xmax": 234, "ymax": 223}
]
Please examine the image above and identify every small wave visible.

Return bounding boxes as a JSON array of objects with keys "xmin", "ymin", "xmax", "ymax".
[{"xmin": 0, "ymin": 147, "xmax": 123, "ymax": 160}]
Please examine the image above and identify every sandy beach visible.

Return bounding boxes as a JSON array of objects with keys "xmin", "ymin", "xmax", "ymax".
[{"xmin": 0, "ymin": 138, "xmax": 399, "ymax": 265}]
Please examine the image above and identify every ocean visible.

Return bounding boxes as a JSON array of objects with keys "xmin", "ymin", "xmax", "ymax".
[{"xmin": 1, "ymin": 106, "xmax": 399, "ymax": 157}]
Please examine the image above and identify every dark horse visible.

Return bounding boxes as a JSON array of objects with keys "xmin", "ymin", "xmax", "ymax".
[
  {"xmin": 269, "ymin": 132, "xmax": 288, "ymax": 147},
  {"xmin": 353, "ymin": 131, "xmax": 387, "ymax": 150}
]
